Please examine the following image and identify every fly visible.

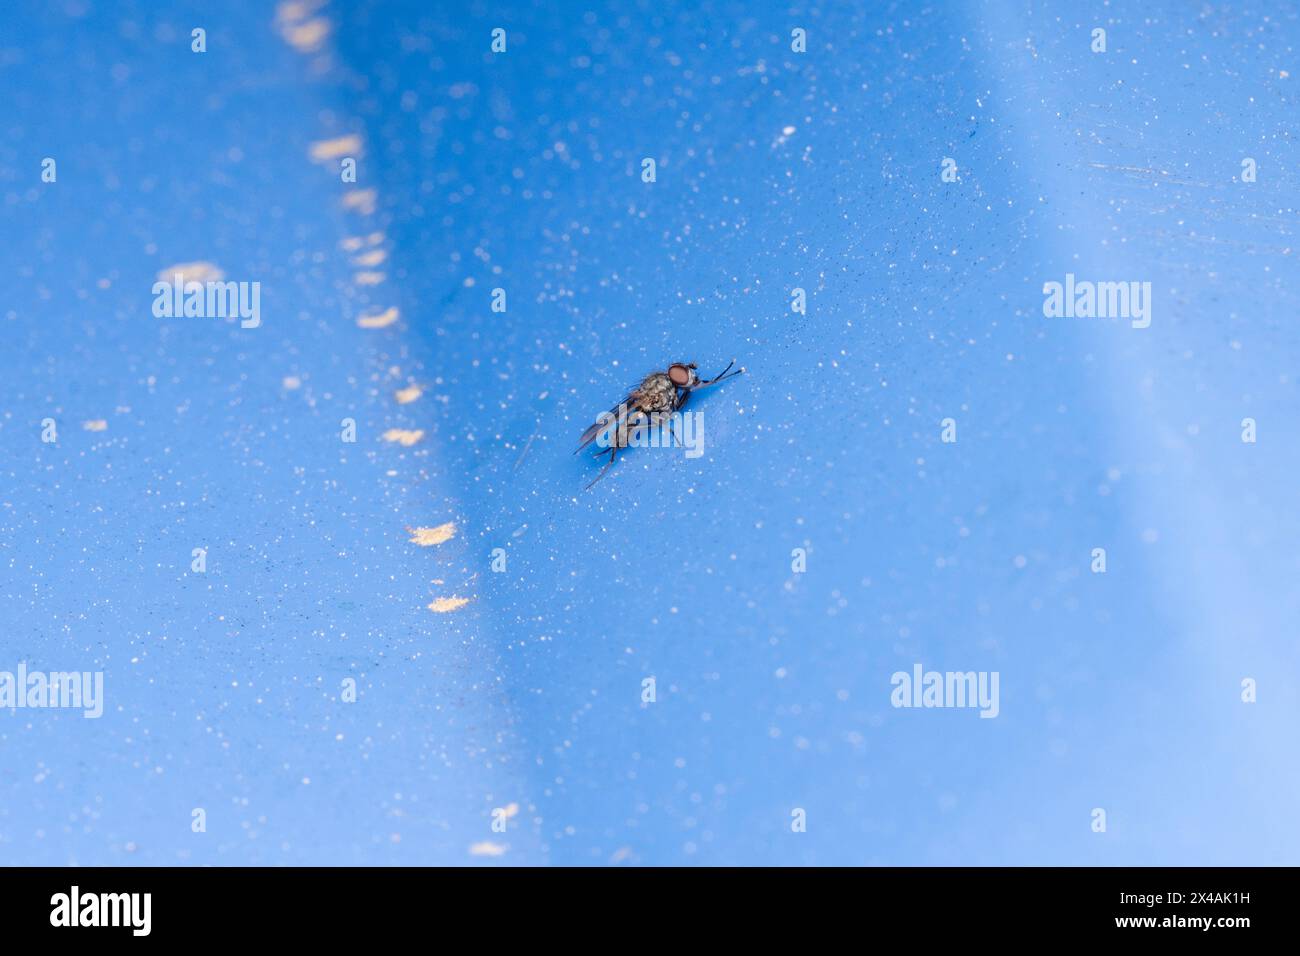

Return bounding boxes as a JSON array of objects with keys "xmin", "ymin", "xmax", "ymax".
[{"xmin": 575, "ymin": 359, "xmax": 745, "ymax": 489}]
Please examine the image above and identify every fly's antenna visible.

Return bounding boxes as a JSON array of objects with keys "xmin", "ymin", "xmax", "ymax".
[{"xmin": 695, "ymin": 360, "xmax": 744, "ymax": 388}]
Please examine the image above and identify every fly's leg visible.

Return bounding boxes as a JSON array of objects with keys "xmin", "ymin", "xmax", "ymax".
[
  {"xmin": 644, "ymin": 410, "xmax": 676, "ymax": 448},
  {"xmin": 585, "ymin": 446, "xmax": 619, "ymax": 490},
  {"xmin": 628, "ymin": 412, "xmax": 652, "ymax": 449}
]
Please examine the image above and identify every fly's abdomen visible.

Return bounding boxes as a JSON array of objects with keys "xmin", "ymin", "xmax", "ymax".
[{"xmin": 611, "ymin": 408, "xmax": 652, "ymax": 448}]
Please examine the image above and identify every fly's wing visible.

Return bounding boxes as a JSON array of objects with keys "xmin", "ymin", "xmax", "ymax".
[{"xmin": 575, "ymin": 392, "xmax": 640, "ymax": 454}]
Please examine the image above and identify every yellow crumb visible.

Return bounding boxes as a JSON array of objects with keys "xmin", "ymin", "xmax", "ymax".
[
  {"xmin": 309, "ymin": 135, "xmax": 362, "ymax": 162},
  {"xmin": 408, "ymin": 523, "xmax": 456, "ymax": 546},
  {"xmin": 351, "ymin": 249, "xmax": 387, "ymax": 267},
  {"xmin": 342, "ymin": 189, "xmax": 377, "ymax": 215},
  {"xmin": 382, "ymin": 429, "xmax": 423, "ymax": 446},
  {"xmin": 356, "ymin": 306, "xmax": 399, "ymax": 329},
  {"xmin": 283, "ymin": 18, "xmax": 331, "ymax": 52},
  {"xmin": 427, "ymin": 596, "xmax": 471, "ymax": 613},
  {"xmin": 156, "ymin": 261, "xmax": 223, "ymax": 283}
]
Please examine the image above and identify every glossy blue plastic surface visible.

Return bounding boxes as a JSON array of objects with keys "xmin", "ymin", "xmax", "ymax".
[{"xmin": 1, "ymin": 1, "xmax": 1297, "ymax": 865}]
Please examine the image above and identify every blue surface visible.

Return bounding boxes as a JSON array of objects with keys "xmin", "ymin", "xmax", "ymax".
[{"xmin": 1, "ymin": 0, "xmax": 1297, "ymax": 865}]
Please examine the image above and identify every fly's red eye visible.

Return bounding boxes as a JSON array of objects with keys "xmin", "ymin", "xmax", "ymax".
[{"xmin": 668, "ymin": 364, "xmax": 691, "ymax": 386}]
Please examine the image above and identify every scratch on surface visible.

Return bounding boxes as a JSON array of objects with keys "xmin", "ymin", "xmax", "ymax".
[
  {"xmin": 408, "ymin": 523, "xmax": 456, "ymax": 546},
  {"xmin": 1085, "ymin": 161, "xmax": 1209, "ymax": 188},
  {"xmin": 513, "ymin": 430, "xmax": 538, "ymax": 471},
  {"xmin": 382, "ymin": 429, "xmax": 424, "ymax": 446},
  {"xmin": 1087, "ymin": 162, "xmax": 1170, "ymax": 176}
]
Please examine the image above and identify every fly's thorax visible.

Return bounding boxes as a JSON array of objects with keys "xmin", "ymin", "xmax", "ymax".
[{"xmin": 637, "ymin": 372, "xmax": 677, "ymax": 413}]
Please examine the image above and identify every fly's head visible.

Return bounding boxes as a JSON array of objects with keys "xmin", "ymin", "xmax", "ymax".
[{"xmin": 668, "ymin": 362, "xmax": 698, "ymax": 388}]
